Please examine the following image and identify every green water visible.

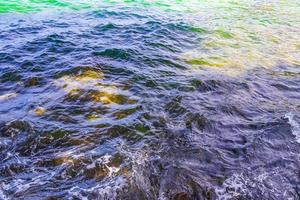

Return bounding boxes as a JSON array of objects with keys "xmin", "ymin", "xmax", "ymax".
[
  {"xmin": 2, "ymin": 0, "xmax": 299, "ymax": 76},
  {"xmin": 1, "ymin": 1, "xmax": 300, "ymax": 199}
]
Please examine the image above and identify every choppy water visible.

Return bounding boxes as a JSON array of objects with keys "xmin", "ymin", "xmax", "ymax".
[{"xmin": 0, "ymin": 1, "xmax": 300, "ymax": 199}]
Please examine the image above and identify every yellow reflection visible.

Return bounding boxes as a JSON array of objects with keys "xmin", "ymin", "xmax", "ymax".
[
  {"xmin": 181, "ymin": 0, "xmax": 300, "ymax": 76},
  {"xmin": 32, "ymin": 106, "xmax": 46, "ymax": 116},
  {"xmin": 53, "ymin": 68, "xmax": 138, "ymax": 121},
  {"xmin": 54, "ymin": 69, "xmax": 105, "ymax": 92},
  {"xmin": 86, "ymin": 114, "xmax": 100, "ymax": 121},
  {"xmin": 52, "ymin": 156, "xmax": 75, "ymax": 166},
  {"xmin": 75, "ymin": 69, "xmax": 104, "ymax": 82}
]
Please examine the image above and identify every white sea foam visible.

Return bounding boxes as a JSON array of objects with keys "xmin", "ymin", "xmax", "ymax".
[
  {"xmin": 85, "ymin": 154, "xmax": 121, "ymax": 177},
  {"xmin": 0, "ymin": 92, "xmax": 17, "ymax": 102},
  {"xmin": 215, "ymin": 173, "xmax": 250, "ymax": 200},
  {"xmin": 285, "ymin": 112, "xmax": 300, "ymax": 143},
  {"xmin": 68, "ymin": 176, "xmax": 127, "ymax": 200},
  {"xmin": 215, "ymin": 167, "xmax": 296, "ymax": 200},
  {"xmin": 0, "ymin": 184, "xmax": 9, "ymax": 200}
]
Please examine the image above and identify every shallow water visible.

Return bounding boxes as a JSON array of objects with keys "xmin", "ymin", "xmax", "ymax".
[{"xmin": 0, "ymin": 1, "xmax": 300, "ymax": 199}]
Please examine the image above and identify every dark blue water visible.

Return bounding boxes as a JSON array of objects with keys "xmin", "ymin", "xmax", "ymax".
[{"xmin": 0, "ymin": 2, "xmax": 300, "ymax": 200}]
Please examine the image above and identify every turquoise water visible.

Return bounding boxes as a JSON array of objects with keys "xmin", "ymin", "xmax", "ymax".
[
  {"xmin": 0, "ymin": 1, "xmax": 300, "ymax": 199},
  {"xmin": 1, "ymin": 0, "xmax": 300, "ymax": 75}
]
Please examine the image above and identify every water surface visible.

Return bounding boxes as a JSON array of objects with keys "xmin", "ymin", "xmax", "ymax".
[{"xmin": 0, "ymin": 1, "xmax": 300, "ymax": 199}]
